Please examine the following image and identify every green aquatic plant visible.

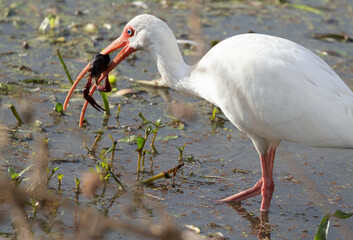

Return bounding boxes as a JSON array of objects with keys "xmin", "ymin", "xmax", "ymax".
[
  {"xmin": 74, "ymin": 177, "xmax": 80, "ymax": 194},
  {"xmin": 115, "ymin": 103, "xmax": 121, "ymax": 127},
  {"xmin": 136, "ymin": 125, "xmax": 152, "ymax": 172},
  {"xmin": 137, "ymin": 114, "xmax": 163, "ymax": 154},
  {"xmin": 100, "ymin": 92, "xmax": 110, "ymax": 116},
  {"xmin": 95, "ymin": 134, "xmax": 124, "ymax": 189},
  {"xmin": 315, "ymin": 210, "xmax": 353, "ymax": 240},
  {"xmin": 83, "ymin": 133, "xmax": 102, "ymax": 156},
  {"xmin": 10, "ymin": 104, "xmax": 23, "ymax": 125},
  {"xmin": 141, "ymin": 149, "xmax": 151, "ymax": 172},
  {"xmin": 57, "ymin": 173, "xmax": 63, "ymax": 189},
  {"xmin": 54, "ymin": 102, "xmax": 64, "ymax": 115},
  {"xmin": 138, "ymin": 112, "xmax": 148, "ymax": 126},
  {"xmin": 210, "ymin": 107, "xmax": 218, "ymax": 121},
  {"xmin": 8, "ymin": 165, "xmax": 31, "ymax": 186},
  {"xmin": 176, "ymin": 143, "xmax": 186, "ymax": 162},
  {"xmin": 56, "ymin": 48, "xmax": 73, "ymax": 85},
  {"xmin": 46, "ymin": 167, "xmax": 59, "ymax": 185},
  {"xmin": 150, "ymin": 119, "xmax": 162, "ymax": 154}
]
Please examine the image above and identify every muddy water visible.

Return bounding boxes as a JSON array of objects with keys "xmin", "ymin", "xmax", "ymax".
[{"xmin": 0, "ymin": 0, "xmax": 353, "ymax": 239}]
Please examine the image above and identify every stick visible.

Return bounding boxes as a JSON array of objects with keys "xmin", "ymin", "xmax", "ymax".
[{"xmin": 143, "ymin": 162, "xmax": 184, "ymax": 184}]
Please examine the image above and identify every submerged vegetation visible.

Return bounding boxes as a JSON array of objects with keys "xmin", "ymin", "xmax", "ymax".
[{"xmin": 0, "ymin": 0, "xmax": 353, "ymax": 239}]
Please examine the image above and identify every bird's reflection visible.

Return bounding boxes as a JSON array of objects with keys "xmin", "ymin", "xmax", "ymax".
[{"xmin": 227, "ymin": 202, "xmax": 271, "ymax": 239}]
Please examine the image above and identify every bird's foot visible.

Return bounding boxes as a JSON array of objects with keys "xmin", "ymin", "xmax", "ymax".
[
  {"xmin": 219, "ymin": 177, "xmax": 274, "ymax": 212},
  {"xmin": 218, "ymin": 179, "xmax": 262, "ymax": 202}
]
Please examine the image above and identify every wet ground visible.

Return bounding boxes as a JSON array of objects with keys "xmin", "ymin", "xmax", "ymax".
[{"xmin": 0, "ymin": 0, "xmax": 353, "ymax": 239}]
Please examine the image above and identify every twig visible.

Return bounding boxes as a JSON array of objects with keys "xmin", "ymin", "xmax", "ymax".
[
  {"xmin": 143, "ymin": 162, "xmax": 184, "ymax": 184},
  {"xmin": 83, "ymin": 134, "xmax": 101, "ymax": 155}
]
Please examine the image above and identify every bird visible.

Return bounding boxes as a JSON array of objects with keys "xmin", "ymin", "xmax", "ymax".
[{"xmin": 63, "ymin": 14, "xmax": 353, "ymax": 212}]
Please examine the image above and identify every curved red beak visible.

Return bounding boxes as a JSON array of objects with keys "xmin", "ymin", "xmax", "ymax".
[{"xmin": 63, "ymin": 33, "xmax": 136, "ymax": 127}]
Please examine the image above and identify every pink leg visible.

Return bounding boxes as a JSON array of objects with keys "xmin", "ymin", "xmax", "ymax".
[
  {"xmin": 259, "ymin": 153, "xmax": 274, "ymax": 211},
  {"xmin": 220, "ymin": 148, "xmax": 276, "ymax": 212},
  {"xmin": 220, "ymin": 179, "xmax": 262, "ymax": 202}
]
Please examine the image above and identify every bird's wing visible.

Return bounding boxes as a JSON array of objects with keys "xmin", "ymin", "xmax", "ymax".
[{"xmin": 194, "ymin": 34, "xmax": 353, "ymax": 148}]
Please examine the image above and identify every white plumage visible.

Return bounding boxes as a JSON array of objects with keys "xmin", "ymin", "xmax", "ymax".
[
  {"xmin": 64, "ymin": 14, "xmax": 353, "ymax": 211},
  {"xmin": 190, "ymin": 34, "xmax": 353, "ymax": 148}
]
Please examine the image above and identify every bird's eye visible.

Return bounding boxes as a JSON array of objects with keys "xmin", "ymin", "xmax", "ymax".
[{"xmin": 126, "ymin": 28, "xmax": 134, "ymax": 36}]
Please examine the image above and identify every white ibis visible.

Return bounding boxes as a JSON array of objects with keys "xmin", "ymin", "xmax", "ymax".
[{"xmin": 63, "ymin": 14, "xmax": 353, "ymax": 212}]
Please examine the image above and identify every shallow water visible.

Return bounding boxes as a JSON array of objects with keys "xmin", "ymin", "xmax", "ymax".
[{"xmin": 0, "ymin": 0, "xmax": 353, "ymax": 239}]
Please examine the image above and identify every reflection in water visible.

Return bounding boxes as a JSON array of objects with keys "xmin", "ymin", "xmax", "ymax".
[{"xmin": 227, "ymin": 202, "xmax": 271, "ymax": 240}]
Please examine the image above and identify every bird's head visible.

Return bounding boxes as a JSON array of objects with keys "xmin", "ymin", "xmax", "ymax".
[
  {"xmin": 63, "ymin": 14, "xmax": 181, "ymax": 126},
  {"xmin": 101, "ymin": 14, "xmax": 172, "ymax": 62}
]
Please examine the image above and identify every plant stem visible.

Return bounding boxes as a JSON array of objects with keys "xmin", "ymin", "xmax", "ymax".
[
  {"xmin": 100, "ymin": 92, "xmax": 110, "ymax": 115},
  {"xmin": 108, "ymin": 134, "xmax": 117, "ymax": 166},
  {"xmin": 141, "ymin": 151, "xmax": 146, "ymax": 171},
  {"xmin": 56, "ymin": 49, "xmax": 73, "ymax": 85},
  {"xmin": 150, "ymin": 132, "xmax": 158, "ymax": 154},
  {"xmin": 10, "ymin": 104, "xmax": 23, "ymax": 125},
  {"xmin": 143, "ymin": 162, "xmax": 184, "ymax": 184},
  {"xmin": 137, "ymin": 153, "xmax": 142, "ymax": 172},
  {"xmin": 116, "ymin": 104, "xmax": 121, "ymax": 119},
  {"xmin": 115, "ymin": 104, "xmax": 121, "ymax": 127},
  {"xmin": 108, "ymin": 169, "xmax": 124, "ymax": 190},
  {"xmin": 178, "ymin": 143, "xmax": 186, "ymax": 161},
  {"xmin": 143, "ymin": 172, "xmax": 166, "ymax": 184},
  {"xmin": 138, "ymin": 112, "xmax": 147, "ymax": 125}
]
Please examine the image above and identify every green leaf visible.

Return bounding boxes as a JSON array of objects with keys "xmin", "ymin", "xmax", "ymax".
[
  {"xmin": 55, "ymin": 102, "xmax": 64, "ymax": 114},
  {"xmin": 163, "ymin": 135, "xmax": 179, "ymax": 141},
  {"xmin": 105, "ymin": 146, "xmax": 114, "ymax": 155},
  {"xmin": 18, "ymin": 165, "xmax": 32, "ymax": 177},
  {"xmin": 137, "ymin": 137, "xmax": 145, "ymax": 150},
  {"xmin": 315, "ymin": 214, "xmax": 330, "ymax": 240},
  {"xmin": 118, "ymin": 135, "xmax": 139, "ymax": 143},
  {"xmin": 108, "ymin": 134, "xmax": 114, "ymax": 142},
  {"xmin": 57, "ymin": 174, "xmax": 64, "ymax": 180},
  {"xmin": 288, "ymin": 3, "xmax": 322, "ymax": 14},
  {"xmin": 74, "ymin": 177, "xmax": 80, "ymax": 186},
  {"xmin": 48, "ymin": 13, "xmax": 56, "ymax": 29},
  {"xmin": 100, "ymin": 161, "xmax": 108, "ymax": 169},
  {"xmin": 211, "ymin": 107, "xmax": 218, "ymax": 120},
  {"xmin": 333, "ymin": 210, "xmax": 353, "ymax": 219},
  {"xmin": 8, "ymin": 167, "xmax": 17, "ymax": 178},
  {"xmin": 315, "ymin": 210, "xmax": 353, "ymax": 240}
]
